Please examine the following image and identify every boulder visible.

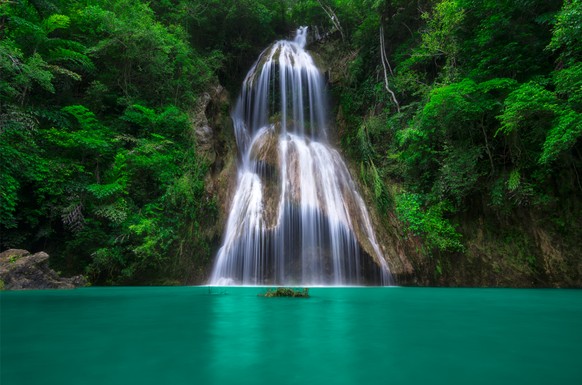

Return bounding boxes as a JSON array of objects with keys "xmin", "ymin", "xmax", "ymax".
[{"xmin": 0, "ymin": 249, "xmax": 87, "ymax": 290}]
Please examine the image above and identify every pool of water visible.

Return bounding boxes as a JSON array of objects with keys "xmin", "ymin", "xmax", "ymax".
[{"xmin": 1, "ymin": 287, "xmax": 581, "ymax": 385}]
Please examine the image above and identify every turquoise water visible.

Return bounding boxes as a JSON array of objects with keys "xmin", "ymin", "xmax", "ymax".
[{"xmin": 1, "ymin": 287, "xmax": 581, "ymax": 385}]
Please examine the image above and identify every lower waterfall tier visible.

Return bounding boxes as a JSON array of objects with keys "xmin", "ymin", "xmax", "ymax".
[{"xmin": 211, "ymin": 126, "xmax": 391, "ymax": 285}]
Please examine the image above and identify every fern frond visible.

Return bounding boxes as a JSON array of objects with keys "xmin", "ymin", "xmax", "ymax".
[
  {"xmin": 22, "ymin": 53, "xmax": 54, "ymax": 93},
  {"xmin": 42, "ymin": 14, "xmax": 70, "ymax": 33},
  {"xmin": 46, "ymin": 64, "xmax": 81, "ymax": 81},
  {"xmin": 93, "ymin": 201, "xmax": 128, "ymax": 224},
  {"xmin": 121, "ymin": 104, "xmax": 157, "ymax": 128},
  {"xmin": 8, "ymin": 16, "xmax": 44, "ymax": 36},
  {"xmin": 48, "ymin": 48, "xmax": 95, "ymax": 72},
  {"xmin": 508, "ymin": 170, "xmax": 521, "ymax": 191},
  {"xmin": 87, "ymin": 182, "xmax": 124, "ymax": 200},
  {"xmin": 62, "ymin": 105, "xmax": 99, "ymax": 130},
  {"xmin": 61, "ymin": 203, "xmax": 85, "ymax": 232},
  {"xmin": 29, "ymin": 107, "xmax": 71, "ymax": 128}
]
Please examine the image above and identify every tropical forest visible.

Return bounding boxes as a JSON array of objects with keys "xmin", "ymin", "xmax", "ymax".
[
  {"xmin": 2, "ymin": 1, "xmax": 582, "ymax": 385},
  {"xmin": 1, "ymin": 0, "xmax": 581, "ymax": 288}
]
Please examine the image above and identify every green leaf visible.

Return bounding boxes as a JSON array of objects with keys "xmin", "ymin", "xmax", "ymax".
[
  {"xmin": 497, "ymin": 82, "xmax": 558, "ymax": 135},
  {"xmin": 508, "ymin": 170, "xmax": 521, "ymax": 191},
  {"xmin": 43, "ymin": 14, "xmax": 71, "ymax": 33},
  {"xmin": 539, "ymin": 110, "xmax": 582, "ymax": 164}
]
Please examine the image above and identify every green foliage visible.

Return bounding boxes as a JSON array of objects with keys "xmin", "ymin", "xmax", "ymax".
[
  {"xmin": 508, "ymin": 170, "xmax": 521, "ymax": 192},
  {"xmin": 418, "ymin": 0, "xmax": 464, "ymax": 81},
  {"xmin": 0, "ymin": 0, "xmax": 225, "ymax": 284},
  {"xmin": 498, "ymin": 82, "xmax": 558, "ymax": 136},
  {"xmin": 554, "ymin": 62, "xmax": 582, "ymax": 111},
  {"xmin": 460, "ymin": 0, "xmax": 560, "ymax": 81},
  {"xmin": 498, "ymin": 80, "xmax": 582, "ymax": 166},
  {"xmin": 326, "ymin": 0, "xmax": 580, "ymax": 270},
  {"xmin": 153, "ymin": 0, "xmax": 291, "ymax": 88},
  {"xmin": 42, "ymin": 14, "xmax": 71, "ymax": 33},
  {"xmin": 539, "ymin": 109, "xmax": 582, "ymax": 165},
  {"xmin": 395, "ymin": 193, "xmax": 464, "ymax": 253},
  {"xmin": 548, "ymin": 0, "xmax": 582, "ymax": 64},
  {"xmin": 2, "ymin": 0, "xmax": 580, "ymax": 284}
]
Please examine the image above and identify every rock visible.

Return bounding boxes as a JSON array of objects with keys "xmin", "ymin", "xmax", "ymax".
[
  {"xmin": 196, "ymin": 124, "xmax": 216, "ymax": 163},
  {"xmin": 189, "ymin": 84, "xmax": 239, "ymax": 265},
  {"xmin": 193, "ymin": 85, "xmax": 231, "ymax": 166},
  {"xmin": 0, "ymin": 249, "xmax": 87, "ymax": 290},
  {"xmin": 249, "ymin": 126, "xmax": 280, "ymax": 168}
]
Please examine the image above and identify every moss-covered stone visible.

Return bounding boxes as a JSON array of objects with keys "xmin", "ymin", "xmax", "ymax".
[{"xmin": 261, "ymin": 287, "xmax": 310, "ymax": 297}]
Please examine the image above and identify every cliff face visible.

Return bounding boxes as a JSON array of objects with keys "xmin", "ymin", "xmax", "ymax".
[
  {"xmin": 194, "ymin": 85, "xmax": 238, "ymax": 239},
  {"xmin": 188, "ymin": 85, "xmax": 238, "ymax": 283}
]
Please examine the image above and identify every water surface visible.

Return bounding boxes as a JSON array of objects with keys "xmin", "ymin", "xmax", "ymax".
[{"xmin": 1, "ymin": 287, "xmax": 581, "ymax": 384}]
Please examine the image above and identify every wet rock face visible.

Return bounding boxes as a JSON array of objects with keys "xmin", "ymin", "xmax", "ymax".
[
  {"xmin": 0, "ymin": 249, "xmax": 87, "ymax": 290},
  {"xmin": 193, "ymin": 85, "xmax": 238, "ymax": 242},
  {"xmin": 249, "ymin": 126, "xmax": 280, "ymax": 171},
  {"xmin": 194, "ymin": 85, "xmax": 231, "ymax": 165}
]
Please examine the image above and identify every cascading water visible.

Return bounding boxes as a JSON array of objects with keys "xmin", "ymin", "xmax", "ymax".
[{"xmin": 210, "ymin": 27, "xmax": 392, "ymax": 286}]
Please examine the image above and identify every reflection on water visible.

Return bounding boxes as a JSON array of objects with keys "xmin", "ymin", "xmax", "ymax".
[{"xmin": 1, "ymin": 287, "xmax": 581, "ymax": 385}]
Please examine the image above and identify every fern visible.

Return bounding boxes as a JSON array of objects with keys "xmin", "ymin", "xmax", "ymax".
[
  {"xmin": 48, "ymin": 48, "xmax": 95, "ymax": 72},
  {"xmin": 22, "ymin": 53, "xmax": 54, "ymax": 93},
  {"xmin": 121, "ymin": 104, "xmax": 157, "ymax": 129},
  {"xmin": 93, "ymin": 201, "xmax": 128, "ymax": 224},
  {"xmin": 62, "ymin": 105, "xmax": 100, "ymax": 130},
  {"xmin": 46, "ymin": 64, "xmax": 81, "ymax": 81},
  {"xmin": 42, "ymin": 14, "xmax": 70, "ymax": 33},
  {"xmin": 87, "ymin": 182, "xmax": 124, "ymax": 200},
  {"xmin": 508, "ymin": 169, "xmax": 521, "ymax": 191},
  {"xmin": 7, "ymin": 16, "xmax": 44, "ymax": 36},
  {"xmin": 371, "ymin": 162, "xmax": 382, "ymax": 200},
  {"xmin": 539, "ymin": 110, "xmax": 582, "ymax": 164},
  {"xmin": 46, "ymin": 39, "xmax": 89, "ymax": 53},
  {"xmin": 61, "ymin": 203, "xmax": 85, "ymax": 233},
  {"xmin": 30, "ymin": 107, "xmax": 72, "ymax": 128}
]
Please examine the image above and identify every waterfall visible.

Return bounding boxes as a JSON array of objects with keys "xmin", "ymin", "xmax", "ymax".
[{"xmin": 210, "ymin": 27, "xmax": 392, "ymax": 286}]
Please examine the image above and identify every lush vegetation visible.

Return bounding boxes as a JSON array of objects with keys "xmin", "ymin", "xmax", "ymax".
[
  {"xmin": 0, "ymin": 0, "xmax": 290, "ymax": 284},
  {"xmin": 300, "ymin": 0, "xmax": 581, "ymax": 284},
  {"xmin": 2, "ymin": 0, "xmax": 580, "ymax": 285}
]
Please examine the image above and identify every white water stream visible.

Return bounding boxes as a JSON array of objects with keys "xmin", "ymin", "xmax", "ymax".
[{"xmin": 210, "ymin": 27, "xmax": 392, "ymax": 285}]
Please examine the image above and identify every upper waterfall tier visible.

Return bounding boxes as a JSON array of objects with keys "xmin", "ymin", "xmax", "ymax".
[
  {"xmin": 233, "ymin": 26, "xmax": 328, "ymax": 155},
  {"xmin": 210, "ymin": 27, "xmax": 392, "ymax": 286}
]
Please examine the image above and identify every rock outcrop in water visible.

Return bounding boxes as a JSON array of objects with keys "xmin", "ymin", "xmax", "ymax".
[{"xmin": 0, "ymin": 249, "xmax": 87, "ymax": 290}]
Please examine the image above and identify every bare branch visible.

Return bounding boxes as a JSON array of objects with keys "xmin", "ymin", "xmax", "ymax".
[
  {"xmin": 316, "ymin": 0, "xmax": 345, "ymax": 41},
  {"xmin": 379, "ymin": 24, "xmax": 400, "ymax": 112}
]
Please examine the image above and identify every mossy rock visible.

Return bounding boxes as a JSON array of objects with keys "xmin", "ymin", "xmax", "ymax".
[{"xmin": 261, "ymin": 287, "xmax": 310, "ymax": 298}]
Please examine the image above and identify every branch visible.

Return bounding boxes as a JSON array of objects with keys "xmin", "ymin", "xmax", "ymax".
[
  {"xmin": 380, "ymin": 24, "xmax": 393, "ymax": 76},
  {"xmin": 316, "ymin": 0, "xmax": 345, "ymax": 41},
  {"xmin": 379, "ymin": 24, "xmax": 400, "ymax": 113},
  {"xmin": 480, "ymin": 116, "xmax": 495, "ymax": 175}
]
